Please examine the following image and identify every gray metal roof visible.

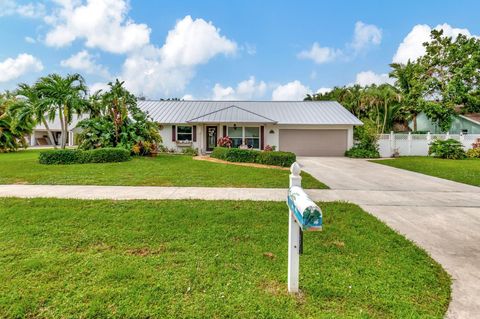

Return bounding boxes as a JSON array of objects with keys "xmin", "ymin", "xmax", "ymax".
[{"xmin": 137, "ymin": 100, "xmax": 363, "ymax": 125}]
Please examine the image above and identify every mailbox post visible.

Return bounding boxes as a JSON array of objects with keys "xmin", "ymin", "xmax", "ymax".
[{"xmin": 287, "ymin": 162, "xmax": 323, "ymax": 293}]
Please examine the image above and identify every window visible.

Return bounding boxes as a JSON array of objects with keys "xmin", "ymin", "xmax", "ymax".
[
  {"xmin": 227, "ymin": 126, "xmax": 260, "ymax": 149},
  {"xmin": 228, "ymin": 126, "xmax": 243, "ymax": 148},
  {"xmin": 177, "ymin": 126, "xmax": 192, "ymax": 141},
  {"xmin": 244, "ymin": 127, "xmax": 260, "ymax": 149}
]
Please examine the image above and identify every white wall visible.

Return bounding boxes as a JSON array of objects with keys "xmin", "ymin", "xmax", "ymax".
[
  {"xmin": 378, "ymin": 133, "xmax": 480, "ymax": 157},
  {"xmin": 159, "ymin": 124, "xmax": 203, "ymax": 152}
]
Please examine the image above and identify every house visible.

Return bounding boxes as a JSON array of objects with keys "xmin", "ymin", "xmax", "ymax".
[
  {"xmin": 29, "ymin": 114, "xmax": 84, "ymax": 147},
  {"xmin": 409, "ymin": 112, "xmax": 480, "ymax": 134},
  {"xmin": 137, "ymin": 100, "xmax": 362, "ymax": 156}
]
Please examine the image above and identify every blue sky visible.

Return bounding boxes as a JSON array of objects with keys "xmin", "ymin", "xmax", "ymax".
[{"xmin": 0, "ymin": 0, "xmax": 479, "ymax": 100}]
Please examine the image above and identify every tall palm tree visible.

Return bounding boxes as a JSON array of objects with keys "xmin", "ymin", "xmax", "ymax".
[
  {"xmin": 13, "ymin": 83, "xmax": 57, "ymax": 148},
  {"xmin": 378, "ymin": 84, "xmax": 402, "ymax": 133},
  {"xmin": 35, "ymin": 73, "xmax": 88, "ymax": 149},
  {"xmin": 0, "ymin": 92, "xmax": 34, "ymax": 152}
]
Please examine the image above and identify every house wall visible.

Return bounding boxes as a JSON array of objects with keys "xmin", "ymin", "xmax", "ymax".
[{"xmin": 159, "ymin": 123, "xmax": 354, "ymax": 153}]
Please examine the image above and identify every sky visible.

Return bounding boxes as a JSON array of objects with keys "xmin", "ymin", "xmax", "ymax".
[{"xmin": 0, "ymin": 0, "xmax": 479, "ymax": 100}]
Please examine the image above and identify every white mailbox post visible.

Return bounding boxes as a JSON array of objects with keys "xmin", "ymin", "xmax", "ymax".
[{"xmin": 287, "ymin": 162, "xmax": 323, "ymax": 293}]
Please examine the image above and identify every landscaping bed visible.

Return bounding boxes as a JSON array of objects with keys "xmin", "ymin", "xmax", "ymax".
[
  {"xmin": 0, "ymin": 198, "xmax": 450, "ymax": 318},
  {"xmin": 0, "ymin": 150, "xmax": 326, "ymax": 189},
  {"xmin": 371, "ymin": 157, "xmax": 480, "ymax": 187}
]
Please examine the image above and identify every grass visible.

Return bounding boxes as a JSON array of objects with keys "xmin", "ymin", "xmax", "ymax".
[
  {"xmin": 0, "ymin": 198, "xmax": 450, "ymax": 318},
  {"xmin": 371, "ymin": 157, "xmax": 480, "ymax": 187},
  {"xmin": 0, "ymin": 150, "xmax": 326, "ymax": 189}
]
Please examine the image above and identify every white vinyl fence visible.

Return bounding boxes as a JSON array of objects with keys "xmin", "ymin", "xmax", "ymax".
[{"xmin": 378, "ymin": 132, "xmax": 480, "ymax": 157}]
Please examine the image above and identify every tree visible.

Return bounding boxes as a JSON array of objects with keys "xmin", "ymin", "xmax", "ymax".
[
  {"xmin": 417, "ymin": 29, "xmax": 480, "ymax": 131},
  {"xmin": 77, "ymin": 79, "xmax": 161, "ymax": 153},
  {"xmin": 35, "ymin": 73, "xmax": 88, "ymax": 149},
  {"xmin": 0, "ymin": 92, "xmax": 34, "ymax": 152},
  {"xmin": 12, "ymin": 83, "xmax": 57, "ymax": 148}
]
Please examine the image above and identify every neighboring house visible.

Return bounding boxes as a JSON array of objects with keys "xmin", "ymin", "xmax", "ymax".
[
  {"xmin": 29, "ymin": 115, "xmax": 84, "ymax": 147},
  {"xmin": 137, "ymin": 100, "xmax": 362, "ymax": 156},
  {"xmin": 409, "ymin": 112, "xmax": 480, "ymax": 134}
]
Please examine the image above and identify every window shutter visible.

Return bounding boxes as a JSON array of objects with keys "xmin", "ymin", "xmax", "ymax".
[
  {"xmin": 172, "ymin": 125, "xmax": 176, "ymax": 142},
  {"xmin": 192, "ymin": 126, "xmax": 197, "ymax": 142},
  {"xmin": 223, "ymin": 125, "xmax": 227, "ymax": 136},
  {"xmin": 260, "ymin": 126, "xmax": 265, "ymax": 150}
]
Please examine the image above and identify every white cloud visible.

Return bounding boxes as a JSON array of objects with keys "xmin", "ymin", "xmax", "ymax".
[
  {"xmin": 272, "ymin": 80, "xmax": 310, "ymax": 101},
  {"xmin": 316, "ymin": 87, "xmax": 332, "ymax": 94},
  {"xmin": 24, "ymin": 36, "xmax": 36, "ymax": 43},
  {"xmin": 297, "ymin": 42, "xmax": 340, "ymax": 64},
  {"xmin": 89, "ymin": 82, "xmax": 109, "ymax": 94},
  {"xmin": 392, "ymin": 23, "xmax": 477, "ymax": 64},
  {"xmin": 351, "ymin": 21, "xmax": 382, "ymax": 51},
  {"xmin": 0, "ymin": 53, "xmax": 43, "ymax": 82},
  {"xmin": 0, "ymin": 0, "xmax": 45, "ymax": 18},
  {"xmin": 120, "ymin": 15, "xmax": 237, "ymax": 97},
  {"xmin": 60, "ymin": 50, "xmax": 110, "ymax": 78},
  {"xmin": 44, "ymin": 0, "xmax": 150, "ymax": 54},
  {"xmin": 355, "ymin": 70, "xmax": 394, "ymax": 86},
  {"xmin": 212, "ymin": 76, "xmax": 267, "ymax": 100},
  {"xmin": 182, "ymin": 94, "xmax": 195, "ymax": 100}
]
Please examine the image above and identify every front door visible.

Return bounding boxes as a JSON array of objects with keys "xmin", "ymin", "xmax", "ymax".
[{"xmin": 206, "ymin": 126, "xmax": 217, "ymax": 152}]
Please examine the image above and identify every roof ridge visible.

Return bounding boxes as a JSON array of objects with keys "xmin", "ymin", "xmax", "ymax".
[
  {"xmin": 139, "ymin": 99, "xmax": 338, "ymax": 103},
  {"xmin": 187, "ymin": 104, "xmax": 277, "ymax": 123}
]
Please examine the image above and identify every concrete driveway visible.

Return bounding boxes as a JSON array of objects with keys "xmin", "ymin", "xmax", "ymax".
[{"xmin": 298, "ymin": 157, "xmax": 480, "ymax": 319}]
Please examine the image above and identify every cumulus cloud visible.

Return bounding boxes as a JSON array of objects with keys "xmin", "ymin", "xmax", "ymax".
[
  {"xmin": 351, "ymin": 21, "xmax": 382, "ymax": 52},
  {"xmin": 89, "ymin": 81, "xmax": 109, "ymax": 94},
  {"xmin": 392, "ymin": 23, "xmax": 477, "ymax": 64},
  {"xmin": 120, "ymin": 15, "xmax": 237, "ymax": 97},
  {"xmin": 355, "ymin": 71, "xmax": 394, "ymax": 86},
  {"xmin": 316, "ymin": 87, "xmax": 332, "ymax": 94},
  {"xmin": 24, "ymin": 36, "xmax": 36, "ymax": 43},
  {"xmin": 0, "ymin": 53, "xmax": 43, "ymax": 82},
  {"xmin": 272, "ymin": 80, "xmax": 311, "ymax": 101},
  {"xmin": 44, "ymin": 0, "xmax": 150, "ymax": 54},
  {"xmin": 212, "ymin": 76, "xmax": 267, "ymax": 100},
  {"xmin": 297, "ymin": 42, "xmax": 340, "ymax": 64},
  {"xmin": 60, "ymin": 50, "xmax": 110, "ymax": 78},
  {"xmin": 182, "ymin": 94, "xmax": 195, "ymax": 100},
  {"xmin": 0, "ymin": 0, "xmax": 46, "ymax": 18}
]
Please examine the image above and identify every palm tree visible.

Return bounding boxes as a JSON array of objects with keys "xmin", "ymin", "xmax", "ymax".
[
  {"xmin": 13, "ymin": 83, "xmax": 57, "ymax": 148},
  {"xmin": 378, "ymin": 84, "xmax": 402, "ymax": 133},
  {"xmin": 0, "ymin": 92, "xmax": 34, "ymax": 152},
  {"xmin": 36, "ymin": 73, "xmax": 88, "ymax": 149}
]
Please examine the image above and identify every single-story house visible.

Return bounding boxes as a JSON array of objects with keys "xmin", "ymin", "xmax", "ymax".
[
  {"xmin": 29, "ymin": 115, "xmax": 84, "ymax": 147},
  {"xmin": 409, "ymin": 112, "xmax": 480, "ymax": 134},
  {"xmin": 137, "ymin": 100, "xmax": 362, "ymax": 156}
]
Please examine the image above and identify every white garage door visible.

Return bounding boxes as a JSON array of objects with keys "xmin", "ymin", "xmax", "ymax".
[{"xmin": 279, "ymin": 129, "xmax": 348, "ymax": 156}]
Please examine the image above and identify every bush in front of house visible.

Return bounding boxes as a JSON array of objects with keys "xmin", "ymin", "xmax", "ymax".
[
  {"xmin": 466, "ymin": 138, "xmax": 480, "ymax": 158},
  {"xmin": 256, "ymin": 151, "xmax": 296, "ymax": 167},
  {"xmin": 211, "ymin": 147, "xmax": 296, "ymax": 167},
  {"xmin": 39, "ymin": 148, "xmax": 131, "ymax": 165},
  {"xmin": 345, "ymin": 119, "xmax": 380, "ymax": 158},
  {"xmin": 181, "ymin": 147, "xmax": 198, "ymax": 156},
  {"xmin": 428, "ymin": 139, "xmax": 466, "ymax": 159}
]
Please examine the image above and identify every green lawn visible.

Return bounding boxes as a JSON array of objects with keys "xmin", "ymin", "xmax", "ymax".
[
  {"xmin": 0, "ymin": 150, "xmax": 326, "ymax": 189},
  {"xmin": 0, "ymin": 198, "xmax": 450, "ymax": 318},
  {"xmin": 371, "ymin": 157, "xmax": 480, "ymax": 187}
]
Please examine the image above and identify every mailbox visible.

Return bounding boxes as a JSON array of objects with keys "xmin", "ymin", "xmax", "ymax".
[{"xmin": 287, "ymin": 186, "xmax": 322, "ymax": 231}]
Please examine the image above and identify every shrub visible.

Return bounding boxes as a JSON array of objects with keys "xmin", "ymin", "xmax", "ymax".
[
  {"xmin": 211, "ymin": 147, "xmax": 295, "ymax": 167},
  {"xmin": 346, "ymin": 119, "xmax": 380, "ymax": 158},
  {"xmin": 256, "ymin": 151, "xmax": 296, "ymax": 167},
  {"xmin": 217, "ymin": 136, "xmax": 233, "ymax": 148},
  {"xmin": 182, "ymin": 147, "xmax": 198, "ymax": 156},
  {"xmin": 345, "ymin": 146, "xmax": 380, "ymax": 158},
  {"xmin": 264, "ymin": 145, "xmax": 276, "ymax": 152},
  {"xmin": 428, "ymin": 139, "xmax": 466, "ymax": 159},
  {"xmin": 39, "ymin": 148, "xmax": 130, "ymax": 165},
  {"xmin": 467, "ymin": 148, "xmax": 480, "ymax": 158}
]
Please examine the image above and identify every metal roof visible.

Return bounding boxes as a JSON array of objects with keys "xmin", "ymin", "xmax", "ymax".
[
  {"xmin": 137, "ymin": 100, "xmax": 363, "ymax": 125},
  {"xmin": 187, "ymin": 105, "xmax": 277, "ymax": 123}
]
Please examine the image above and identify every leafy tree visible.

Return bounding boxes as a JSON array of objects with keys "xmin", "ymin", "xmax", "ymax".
[
  {"xmin": 417, "ymin": 29, "xmax": 480, "ymax": 130},
  {"xmin": 35, "ymin": 73, "xmax": 88, "ymax": 149},
  {"xmin": 77, "ymin": 80, "xmax": 161, "ymax": 153},
  {"xmin": 0, "ymin": 92, "xmax": 34, "ymax": 152},
  {"xmin": 12, "ymin": 83, "xmax": 58, "ymax": 148}
]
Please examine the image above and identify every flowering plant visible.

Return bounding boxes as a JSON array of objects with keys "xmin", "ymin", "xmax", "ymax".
[{"xmin": 218, "ymin": 136, "xmax": 233, "ymax": 148}]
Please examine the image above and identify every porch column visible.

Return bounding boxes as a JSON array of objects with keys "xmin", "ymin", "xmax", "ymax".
[{"xmin": 30, "ymin": 133, "xmax": 36, "ymax": 146}]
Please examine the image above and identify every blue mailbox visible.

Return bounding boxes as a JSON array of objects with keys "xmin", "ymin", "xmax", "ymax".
[{"xmin": 287, "ymin": 186, "xmax": 322, "ymax": 231}]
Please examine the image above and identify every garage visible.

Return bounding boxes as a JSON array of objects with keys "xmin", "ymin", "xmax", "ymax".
[{"xmin": 279, "ymin": 129, "xmax": 348, "ymax": 156}]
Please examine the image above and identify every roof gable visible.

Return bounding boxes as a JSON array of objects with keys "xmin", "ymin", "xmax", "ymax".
[{"xmin": 187, "ymin": 105, "xmax": 277, "ymax": 123}]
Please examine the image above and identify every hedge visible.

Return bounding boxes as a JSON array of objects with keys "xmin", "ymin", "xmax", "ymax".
[
  {"xmin": 39, "ymin": 148, "xmax": 131, "ymax": 165},
  {"xmin": 211, "ymin": 147, "xmax": 295, "ymax": 167}
]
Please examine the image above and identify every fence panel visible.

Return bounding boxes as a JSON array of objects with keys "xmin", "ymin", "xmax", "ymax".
[{"xmin": 377, "ymin": 132, "xmax": 480, "ymax": 157}]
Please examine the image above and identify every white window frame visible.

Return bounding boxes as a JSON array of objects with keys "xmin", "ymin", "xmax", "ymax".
[
  {"xmin": 227, "ymin": 126, "xmax": 261, "ymax": 150},
  {"xmin": 177, "ymin": 125, "xmax": 193, "ymax": 141}
]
